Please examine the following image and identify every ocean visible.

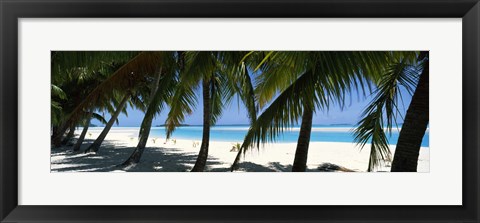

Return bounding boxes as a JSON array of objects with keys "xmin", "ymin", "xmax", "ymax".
[{"xmin": 147, "ymin": 125, "xmax": 430, "ymax": 147}]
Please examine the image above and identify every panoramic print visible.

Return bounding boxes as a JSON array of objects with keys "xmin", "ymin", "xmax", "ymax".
[{"xmin": 51, "ymin": 51, "xmax": 429, "ymax": 172}]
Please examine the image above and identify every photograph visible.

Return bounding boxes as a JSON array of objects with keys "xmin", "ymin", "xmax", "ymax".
[
  {"xmin": 3, "ymin": 0, "xmax": 478, "ymax": 221},
  {"xmin": 50, "ymin": 51, "xmax": 429, "ymax": 172}
]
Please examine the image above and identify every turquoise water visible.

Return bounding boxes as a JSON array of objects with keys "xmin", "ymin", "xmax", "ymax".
[{"xmin": 149, "ymin": 125, "xmax": 429, "ymax": 147}]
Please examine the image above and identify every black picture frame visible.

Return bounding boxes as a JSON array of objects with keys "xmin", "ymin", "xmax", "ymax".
[{"xmin": 1, "ymin": 0, "xmax": 479, "ymax": 222}]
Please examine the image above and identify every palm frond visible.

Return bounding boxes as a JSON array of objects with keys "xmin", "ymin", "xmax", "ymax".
[
  {"xmin": 353, "ymin": 60, "xmax": 420, "ymax": 171},
  {"xmin": 139, "ymin": 66, "xmax": 177, "ymax": 138},
  {"xmin": 217, "ymin": 51, "xmax": 258, "ymax": 124},
  {"xmin": 91, "ymin": 112, "xmax": 108, "ymax": 125},
  {"xmin": 354, "ymin": 104, "xmax": 392, "ymax": 171},
  {"xmin": 236, "ymin": 65, "xmax": 257, "ymax": 123},
  {"xmin": 253, "ymin": 52, "xmax": 311, "ymax": 108},
  {"xmin": 51, "ymin": 51, "xmax": 140, "ymax": 84},
  {"xmin": 51, "ymin": 84, "xmax": 67, "ymax": 100},
  {"xmin": 232, "ymin": 51, "xmax": 398, "ymax": 168},
  {"xmin": 165, "ymin": 77, "xmax": 199, "ymax": 139},
  {"xmin": 58, "ymin": 51, "xmax": 164, "ymax": 132},
  {"xmin": 241, "ymin": 70, "xmax": 317, "ymax": 152},
  {"xmin": 51, "ymin": 101, "xmax": 63, "ymax": 125},
  {"xmin": 210, "ymin": 76, "xmax": 227, "ymax": 125}
]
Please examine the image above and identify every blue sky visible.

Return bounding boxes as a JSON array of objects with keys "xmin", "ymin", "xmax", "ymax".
[{"xmin": 91, "ymin": 85, "xmax": 413, "ymax": 127}]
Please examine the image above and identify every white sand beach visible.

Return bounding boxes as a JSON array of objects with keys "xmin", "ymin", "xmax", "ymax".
[{"xmin": 51, "ymin": 128, "xmax": 430, "ymax": 172}]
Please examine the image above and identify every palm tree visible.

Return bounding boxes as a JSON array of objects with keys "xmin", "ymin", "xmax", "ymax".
[
  {"xmin": 230, "ymin": 67, "xmax": 328, "ymax": 171},
  {"xmin": 72, "ymin": 110, "xmax": 108, "ymax": 152},
  {"xmin": 121, "ymin": 52, "xmax": 179, "ymax": 166},
  {"xmin": 72, "ymin": 111, "xmax": 93, "ymax": 152},
  {"xmin": 353, "ymin": 54, "xmax": 421, "ymax": 171},
  {"xmin": 166, "ymin": 51, "xmax": 256, "ymax": 172},
  {"xmin": 61, "ymin": 124, "xmax": 76, "ymax": 145},
  {"xmin": 193, "ymin": 78, "xmax": 213, "ymax": 171},
  {"xmin": 391, "ymin": 52, "xmax": 429, "ymax": 172},
  {"xmin": 292, "ymin": 106, "xmax": 314, "ymax": 171},
  {"xmin": 51, "ymin": 51, "xmax": 141, "ymax": 147},
  {"xmin": 84, "ymin": 93, "xmax": 130, "ymax": 153},
  {"xmin": 351, "ymin": 52, "xmax": 428, "ymax": 172},
  {"xmin": 231, "ymin": 52, "xmax": 395, "ymax": 171},
  {"xmin": 54, "ymin": 52, "xmax": 164, "ymax": 152}
]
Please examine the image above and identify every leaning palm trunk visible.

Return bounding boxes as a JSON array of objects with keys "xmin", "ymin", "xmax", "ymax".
[
  {"xmin": 231, "ymin": 147, "xmax": 243, "ymax": 171},
  {"xmin": 53, "ymin": 113, "xmax": 81, "ymax": 148},
  {"xmin": 191, "ymin": 79, "xmax": 212, "ymax": 172},
  {"xmin": 72, "ymin": 112, "xmax": 93, "ymax": 152},
  {"xmin": 52, "ymin": 122, "xmax": 69, "ymax": 147},
  {"xmin": 61, "ymin": 124, "xmax": 76, "ymax": 145},
  {"xmin": 391, "ymin": 54, "xmax": 429, "ymax": 172},
  {"xmin": 121, "ymin": 70, "xmax": 162, "ymax": 166},
  {"xmin": 292, "ymin": 106, "xmax": 314, "ymax": 172},
  {"xmin": 53, "ymin": 116, "xmax": 82, "ymax": 148},
  {"xmin": 121, "ymin": 114, "xmax": 154, "ymax": 165},
  {"xmin": 51, "ymin": 126, "xmax": 59, "ymax": 143},
  {"xmin": 84, "ymin": 94, "xmax": 130, "ymax": 153}
]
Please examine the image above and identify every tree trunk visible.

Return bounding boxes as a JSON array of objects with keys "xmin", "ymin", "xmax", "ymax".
[
  {"xmin": 84, "ymin": 94, "xmax": 130, "ymax": 153},
  {"xmin": 230, "ymin": 147, "xmax": 244, "ymax": 171},
  {"xmin": 51, "ymin": 126, "xmax": 61, "ymax": 147},
  {"xmin": 367, "ymin": 157, "xmax": 373, "ymax": 172},
  {"xmin": 191, "ymin": 79, "xmax": 212, "ymax": 172},
  {"xmin": 391, "ymin": 52, "xmax": 429, "ymax": 172},
  {"xmin": 121, "ymin": 115, "xmax": 154, "ymax": 165},
  {"xmin": 121, "ymin": 70, "xmax": 162, "ymax": 166},
  {"xmin": 61, "ymin": 124, "xmax": 76, "ymax": 145},
  {"xmin": 292, "ymin": 106, "xmax": 314, "ymax": 172},
  {"xmin": 72, "ymin": 112, "xmax": 93, "ymax": 152},
  {"xmin": 51, "ymin": 126, "xmax": 57, "ymax": 138},
  {"xmin": 52, "ymin": 123, "xmax": 69, "ymax": 147}
]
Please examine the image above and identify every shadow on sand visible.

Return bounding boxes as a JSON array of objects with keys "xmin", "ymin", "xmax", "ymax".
[
  {"xmin": 51, "ymin": 138, "xmax": 354, "ymax": 172},
  {"xmin": 52, "ymin": 139, "xmax": 235, "ymax": 172}
]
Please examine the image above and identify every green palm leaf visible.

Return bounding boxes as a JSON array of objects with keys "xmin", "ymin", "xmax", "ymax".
[
  {"xmin": 91, "ymin": 112, "xmax": 108, "ymax": 125},
  {"xmin": 353, "ymin": 59, "xmax": 421, "ymax": 171},
  {"xmin": 231, "ymin": 51, "xmax": 397, "ymax": 170},
  {"xmin": 58, "ymin": 52, "xmax": 164, "ymax": 134},
  {"xmin": 51, "ymin": 84, "xmax": 67, "ymax": 100}
]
